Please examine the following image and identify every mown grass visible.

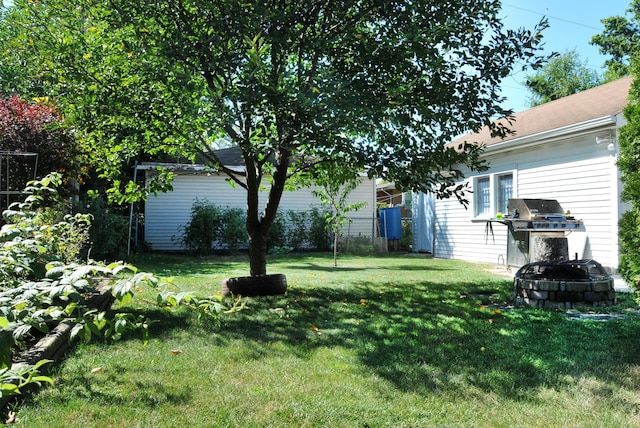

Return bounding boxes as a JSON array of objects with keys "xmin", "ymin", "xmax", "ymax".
[{"xmin": 11, "ymin": 253, "xmax": 640, "ymax": 427}]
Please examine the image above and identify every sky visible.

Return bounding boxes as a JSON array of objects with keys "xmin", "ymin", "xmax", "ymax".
[{"xmin": 498, "ymin": 0, "xmax": 632, "ymax": 112}]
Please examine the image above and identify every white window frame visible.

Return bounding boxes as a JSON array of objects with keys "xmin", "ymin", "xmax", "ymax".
[{"xmin": 472, "ymin": 170, "xmax": 516, "ymax": 220}]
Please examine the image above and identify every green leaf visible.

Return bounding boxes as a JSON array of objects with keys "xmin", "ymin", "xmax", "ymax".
[{"xmin": 0, "ymin": 330, "xmax": 15, "ymax": 370}]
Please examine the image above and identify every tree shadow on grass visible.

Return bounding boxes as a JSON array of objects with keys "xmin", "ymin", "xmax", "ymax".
[
  {"xmin": 52, "ymin": 366, "xmax": 193, "ymax": 408},
  {"xmin": 285, "ymin": 262, "xmax": 454, "ymax": 273},
  {"xmin": 284, "ymin": 263, "xmax": 367, "ymax": 272},
  {"xmin": 214, "ymin": 279, "xmax": 640, "ymax": 400}
]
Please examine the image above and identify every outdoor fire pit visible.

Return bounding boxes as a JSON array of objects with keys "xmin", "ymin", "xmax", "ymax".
[{"xmin": 514, "ymin": 259, "xmax": 616, "ymax": 308}]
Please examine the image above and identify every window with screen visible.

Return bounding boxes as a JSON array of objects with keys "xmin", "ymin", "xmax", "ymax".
[{"xmin": 473, "ymin": 172, "xmax": 515, "ymax": 219}]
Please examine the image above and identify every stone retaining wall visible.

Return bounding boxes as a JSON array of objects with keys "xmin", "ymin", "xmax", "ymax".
[{"xmin": 515, "ymin": 277, "xmax": 616, "ymax": 308}]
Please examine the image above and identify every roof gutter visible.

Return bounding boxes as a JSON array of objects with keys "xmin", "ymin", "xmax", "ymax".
[
  {"xmin": 136, "ymin": 162, "xmax": 246, "ymax": 174},
  {"xmin": 481, "ymin": 114, "xmax": 619, "ymax": 156}
]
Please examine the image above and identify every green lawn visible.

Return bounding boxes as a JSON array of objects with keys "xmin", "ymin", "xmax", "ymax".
[{"xmin": 11, "ymin": 253, "xmax": 640, "ymax": 427}]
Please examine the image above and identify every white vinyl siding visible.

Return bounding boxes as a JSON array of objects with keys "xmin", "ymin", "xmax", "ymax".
[
  {"xmin": 433, "ymin": 129, "xmax": 622, "ymax": 270},
  {"xmin": 144, "ymin": 172, "xmax": 377, "ymax": 251}
]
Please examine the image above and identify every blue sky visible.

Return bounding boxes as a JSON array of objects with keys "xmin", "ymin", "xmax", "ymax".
[{"xmin": 498, "ymin": 0, "xmax": 632, "ymax": 112}]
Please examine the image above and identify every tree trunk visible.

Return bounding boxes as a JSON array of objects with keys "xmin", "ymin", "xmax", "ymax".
[
  {"xmin": 333, "ymin": 230, "xmax": 338, "ymax": 267},
  {"xmin": 531, "ymin": 235, "xmax": 569, "ymax": 262},
  {"xmin": 244, "ymin": 149, "xmax": 291, "ymax": 277},
  {"xmin": 248, "ymin": 229, "xmax": 269, "ymax": 276}
]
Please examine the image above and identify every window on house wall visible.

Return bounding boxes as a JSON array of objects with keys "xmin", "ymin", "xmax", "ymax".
[
  {"xmin": 473, "ymin": 172, "xmax": 514, "ymax": 218},
  {"xmin": 497, "ymin": 173, "xmax": 513, "ymax": 214},
  {"xmin": 475, "ymin": 177, "xmax": 491, "ymax": 217}
]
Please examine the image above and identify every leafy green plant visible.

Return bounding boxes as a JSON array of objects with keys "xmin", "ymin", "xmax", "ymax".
[
  {"xmin": 400, "ymin": 218, "xmax": 413, "ymax": 251},
  {"xmin": 157, "ymin": 290, "xmax": 246, "ymax": 324},
  {"xmin": 308, "ymin": 207, "xmax": 331, "ymax": 251},
  {"xmin": 178, "ymin": 199, "xmax": 223, "ymax": 255},
  {"xmin": 0, "ymin": 173, "xmax": 91, "ymax": 284},
  {"xmin": 284, "ymin": 210, "xmax": 308, "ymax": 250},
  {"xmin": 78, "ymin": 195, "xmax": 129, "ymax": 261},
  {"xmin": 220, "ymin": 207, "xmax": 247, "ymax": 254},
  {"xmin": 180, "ymin": 200, "xmax": 337, "ymax": 253},
  {"xmin": 0, "ymin": 359, "xmax": 53, "ymax": 399},
  {"xmin": 0, "ymin": 175, "xmax": 241, "ymax": 403},
  {"xmin": 312, "ymin": 166, "xmax": 367, "ymax": 266}
]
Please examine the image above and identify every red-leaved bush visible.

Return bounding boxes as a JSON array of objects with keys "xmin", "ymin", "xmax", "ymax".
[{"xmin": 0, "ymin": 95, "xmax": 77, "ymax": 194}]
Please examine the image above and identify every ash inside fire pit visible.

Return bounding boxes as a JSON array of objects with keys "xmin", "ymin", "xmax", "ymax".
[{"xmin": 514, "ymin": 259, "xmax": 616, "ymax": 308}]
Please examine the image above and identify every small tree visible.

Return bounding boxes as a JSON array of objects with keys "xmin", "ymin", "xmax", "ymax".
[{"xmin": 312, "ymin": 166, "xmax": 366, "ymax": 267}]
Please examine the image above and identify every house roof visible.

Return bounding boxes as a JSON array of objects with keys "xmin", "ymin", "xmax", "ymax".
[
  {"xmin": 451, "ymin": 76, "xmax": 633, "ymax": 148},
  {"xmin": 137, "ymin": 146, "xmax": 278, "ymax": 172}
]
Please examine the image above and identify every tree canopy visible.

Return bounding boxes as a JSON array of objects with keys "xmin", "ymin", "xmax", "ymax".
[
  {"xmin": 524, "ymin": 50, "xmax": 603, "ymax": 106},
  {"xmin": 591, "ymin": 0, "xmax": 640, "ymax": 80},
  {"xmin": 617, "ymin": 75, "xmax": 640, "ymax": 288},
  {"xmin": 592, "ymin": 0, "xmax": 640, "ymax": 287},
  {"xmin": 1, "ymin": 0, "xmax": 548, "ymax": 275}
]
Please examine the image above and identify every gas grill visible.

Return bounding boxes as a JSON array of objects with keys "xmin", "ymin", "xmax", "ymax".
[
  {"xmin": 504, "ymin": 198, "xmax": 585, "ymax": 232},
  {"xmin": 491, "ymin": 198, "xmax": 585, "ymax": 266}
]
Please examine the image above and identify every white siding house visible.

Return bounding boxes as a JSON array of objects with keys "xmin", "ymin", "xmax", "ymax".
[
  {"xmin": 414, "ymin": 77, "xmax": 632, "ymax": 272},
  {"xmin": 140, "ymin": 165, "xmax": 377, "ymax": 251}
]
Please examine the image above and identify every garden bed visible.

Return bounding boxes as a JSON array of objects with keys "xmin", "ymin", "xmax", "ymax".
[
  {"xmin": 0, "ymin": 285, "xmax": 114, "ymax": 410},
  {"xmin": 13, "ymin": 285, "xmax": 114, "ymax": 366}
]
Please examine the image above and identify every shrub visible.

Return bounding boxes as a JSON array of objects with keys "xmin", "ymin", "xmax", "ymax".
[
  {"xmin": 0, "ymin": 95, "xmax": 80, "ymax": 192},
  {"xmin": 400, "ymin": 218, "xmax": 413, "ymax": 251},
  {"xmin": 1, "ymin": 173, "xmax": 91, "ymax": 284},
  {"xmin": 284, "ymin": 210, "xmax": 308, "ymax": 250},
  {"xmin": 180, "ymin": 201, "xmax": 334, "ymax": 253},
  {"xmin": 0, "ymin": 175, "xmax": 240, "ymax": 400},
  {"xmin": 79, "ymin": 195, "xmax": 129, "ymax": 261},
  {"xmin": 221, "ymin": 207, "xmax": 247, "ymax": 254},
  {"xmin": 619, "ymin": 209, "xmax": 640, "ymax": 289},
  {"xmin": 268, "ymin": 213, "xmax": 287, "ymax": 250},
  {"xmin": 308, "ymin": 207, "xmax": 331, "ymax": 251},
  {"xmin": 178, "ymin": 199, "xmax": 223, "ymax": 255}
]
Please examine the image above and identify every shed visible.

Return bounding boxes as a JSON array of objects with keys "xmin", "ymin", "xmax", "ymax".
[{"xmin": 138, "ymin": 155, "xmax": 377, "ymax": 251}]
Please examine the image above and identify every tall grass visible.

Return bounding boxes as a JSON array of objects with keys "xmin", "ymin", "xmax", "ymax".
[{"xmin": 12, "ymin": 254, "xmax": 640, "ymax": 427}]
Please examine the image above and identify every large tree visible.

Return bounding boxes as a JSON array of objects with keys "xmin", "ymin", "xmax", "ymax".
[
  {"xmin": 592, "ymin": 1, "xmax": 640, "ymax": 287},
  {"xmin": 617, "ymin": 75, "xmax": 640, "ymax": 289},
  {"xmin": 2, "ymin": 0, "xmax": 547, "ymax": 276},
  {"xmin": 591, "ymin": 0, "xmax": 640, "ymax": 80},
  {"xmin": 524, "ymin": 50, "xmax": 603, "ymax": 106}
]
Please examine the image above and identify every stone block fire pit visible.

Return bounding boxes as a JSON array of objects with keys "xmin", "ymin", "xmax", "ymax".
[{"xmin": 514, "ymin": 259, "xmax": 616, "ymax": 308}]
